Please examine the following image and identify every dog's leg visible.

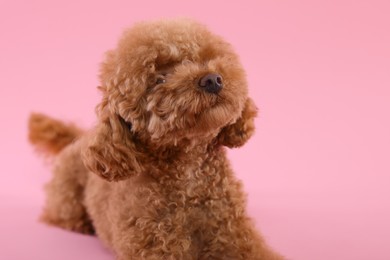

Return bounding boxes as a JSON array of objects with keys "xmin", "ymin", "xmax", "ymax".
[
  {"xmin": 198, "ymin": 217, "xmax": 284, "ymax": 260},
  {"xmin": 113, "ymin": 221, "xmax": 196, "ymax": 260},
  {"xmin": 110, "ymin": 208, "xmax": 200, "ymax": 260},
  {"xmin": 196, "ymin": 176, "xmax": 284, "ymax": 260},
  {"xmin": 40, "ymin": 141, "xmax": 94, "ymax": 235}
]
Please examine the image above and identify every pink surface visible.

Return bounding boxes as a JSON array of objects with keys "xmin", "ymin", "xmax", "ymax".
[{"xmin": 1, "ymin": 0, "xmax": 389, "ymax": 259}]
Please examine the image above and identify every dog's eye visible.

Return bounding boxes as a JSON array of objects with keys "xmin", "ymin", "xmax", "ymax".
[
  {"xmin": 156, "ymin": 73, "xmax": 167, "ymax": 84},
  {"xmin": 156, "ymin": 77, "xmax": 166, "ymax": 84}
]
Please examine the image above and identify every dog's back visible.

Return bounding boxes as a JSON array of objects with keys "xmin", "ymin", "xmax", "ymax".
[{"xmin": 28, "ymin": 113, "xmax": 96, "ymax": 234}]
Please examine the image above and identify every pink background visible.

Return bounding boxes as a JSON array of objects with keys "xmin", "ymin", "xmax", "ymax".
[{"xmin": 1, "ymin": 0, "xmax": 389, "ymax": 259}]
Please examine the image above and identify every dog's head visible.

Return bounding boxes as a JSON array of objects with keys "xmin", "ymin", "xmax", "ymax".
[{"xmin": 83, "ymin": 19, "xmax": 257, "ymax": 181}]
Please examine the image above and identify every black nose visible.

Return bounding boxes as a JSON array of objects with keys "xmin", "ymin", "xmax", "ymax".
[{"xmin": 198, "ymin": 73, "xmax": 223, "ymax": 94}]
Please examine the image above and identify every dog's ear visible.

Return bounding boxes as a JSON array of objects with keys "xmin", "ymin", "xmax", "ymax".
[
  {"xmin": 217, "ymin": 98, "xmax": 258, "ymax": 148},
  {"xmin": 82, "ymin": 114, "xmax": 141, "ymax": 182}
]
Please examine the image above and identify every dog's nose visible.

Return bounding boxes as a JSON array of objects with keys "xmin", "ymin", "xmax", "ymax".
[{"xmin": 198, "ymin": 74, "xmax": 223, "ymax": 94}]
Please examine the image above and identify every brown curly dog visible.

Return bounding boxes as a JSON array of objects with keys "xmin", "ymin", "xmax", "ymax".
[{"xmin": 29, "ymin": 19, "xmax": 283, "ymax": 260}]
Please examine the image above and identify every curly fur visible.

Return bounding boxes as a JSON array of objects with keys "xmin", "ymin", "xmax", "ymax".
[{"xmin": 29, "ymin": 19, "xmax": 283, "ymax": 260}]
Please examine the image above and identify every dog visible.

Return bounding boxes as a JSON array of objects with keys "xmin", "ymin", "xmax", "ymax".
[{"xmin": 29, "ymin": 18, "xmax": 283, "ymax": 260}]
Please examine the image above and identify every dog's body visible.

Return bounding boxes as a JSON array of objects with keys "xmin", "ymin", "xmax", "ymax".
[{"xmin": 29, "ymin": 19, "xmax": 283, "ymax": 260}]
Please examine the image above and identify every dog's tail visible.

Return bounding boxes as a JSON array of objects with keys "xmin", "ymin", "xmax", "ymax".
[{"xmin": 28, "ymin": 113, "xmax": 83, "ymax": 156}]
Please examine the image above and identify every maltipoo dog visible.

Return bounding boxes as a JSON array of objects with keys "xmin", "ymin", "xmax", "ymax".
[{"xmin": 29, "ymin": 19, "xmax": 283, "ymax": 260}]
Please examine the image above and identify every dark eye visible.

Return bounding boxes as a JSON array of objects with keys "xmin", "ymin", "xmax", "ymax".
[
  {"xmin": 156, "ymin": 73, "xmax": 168, "ymax": 85},
  {"xmin": 156, "ymin": 77, "xmax": 166, "ymax": 84}
]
